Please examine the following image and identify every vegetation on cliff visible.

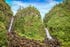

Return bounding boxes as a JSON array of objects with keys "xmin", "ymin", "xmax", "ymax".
[
  {"xmin": 0, "ymin": 0, "xmax": 70, "ymax": 47},
  {"xmin": 14, "ymin": 6, "xmax": 46, "ymax": 41},
  {"xmin": 44, "ymin": 0, "xmax": 70, "ymax": 47},
  {"xmin": 0, "ymin": 0, "xmax": 13, "ymax": 46}
]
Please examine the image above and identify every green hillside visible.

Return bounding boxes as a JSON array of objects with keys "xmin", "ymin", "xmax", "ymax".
[
  {"xmin": 0, "ymin": 0, "xmax": 13, "ymax": 46},
  {"xmin": 1, "ymin": 0, "xmax": 70, "ymax": 47},
  {"xmin": 44, "ymin": 0, "xmax": 70, "ymax": 47},
  {"xmin": 14, "ymin": 6, "xmax": 46, "ymax": 41}
]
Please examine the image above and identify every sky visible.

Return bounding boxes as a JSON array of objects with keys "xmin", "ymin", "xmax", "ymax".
[{"xmin": 5, "ymin": 0, "xmax": 63, "ymax": 19}]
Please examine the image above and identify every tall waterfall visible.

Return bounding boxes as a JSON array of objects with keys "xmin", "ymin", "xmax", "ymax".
[
  {"xmin": 8, "ymin": 16, "xmax": 14, "ymax": 32},
  {"xmin": 45, "ymin": 28, "xmax": 53, "ymax": 40}
]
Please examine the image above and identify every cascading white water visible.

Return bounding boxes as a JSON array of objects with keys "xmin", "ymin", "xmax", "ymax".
[
  {"xmin": 45, "ymin": 28, "xmax": 53, "ymax": 40},
  {"xmin": 8, "ymin": 4, "xmax": 18, "ymax": 32},
  {"xmin": 8, "ymin": 16, "xmax": 14, "ymax": 32}
]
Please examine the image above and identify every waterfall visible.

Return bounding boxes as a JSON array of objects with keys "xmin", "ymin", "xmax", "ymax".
[
  {"xmin": 8, "ymin": 16, "xmax": 14, "ymax": 32},
  {"xmin": 45, "ymin": 28, "xmax": 53, "ymax": 40}
]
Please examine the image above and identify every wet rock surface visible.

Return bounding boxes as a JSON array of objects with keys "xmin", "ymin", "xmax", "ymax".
[
  {"xmin": 7, "ymin": 32, "xmax": 60, "ymax": 47},
  {"xmin": 44, "ymin": 37, "xmax": 60, "ymax": 47},
  {"xmin": 7, "ymin": 32, "xmax": 49, "ymax": 47}
]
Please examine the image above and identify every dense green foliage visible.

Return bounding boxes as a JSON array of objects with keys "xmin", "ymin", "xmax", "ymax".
[
  {"xmin": 44, "ymin": 0, "xmax": 70, "ymax": 47},
  {"xmin": 14, "ymin": 6, "xmax": 46, "ymax": 41},
  {"xmin": 0, "ymin": 0, "xmax": 12, "ymax": 46},
  {"xmin": 1, "ymin": 0, "xmax": 70, "ymax": 47}
]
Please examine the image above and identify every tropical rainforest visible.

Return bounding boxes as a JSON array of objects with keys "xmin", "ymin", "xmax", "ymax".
[
  {"xmin": 0, "ymin": 0, "xmax": 70, "ymax": 47},
  {"xmin": 44, "ymin": 0, "xmax": 70, "ymax": 47}
]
